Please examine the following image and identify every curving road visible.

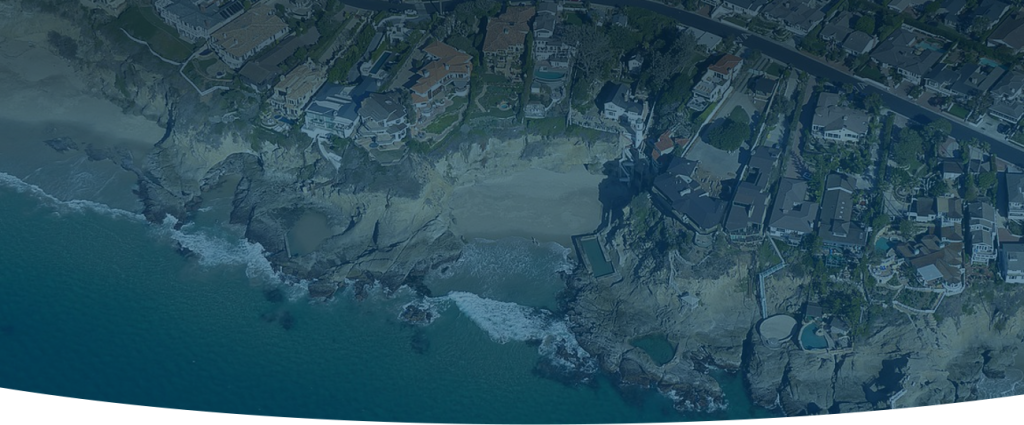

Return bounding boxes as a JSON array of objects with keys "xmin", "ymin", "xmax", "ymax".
[{"xmin": 343, "ymin": 0, "xmax": 1024, "ymax": 165}]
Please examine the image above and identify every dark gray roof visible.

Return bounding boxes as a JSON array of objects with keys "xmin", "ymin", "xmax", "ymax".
[
  {"xmin": 804, "ymin": 302, "xmax": 823, "ymax": 318},
  {"xmin": 751, "ymin": 76, "xmax": 777, "ymax": 96},
  {"xmin": 991, "ymin": 100, "xmax": 1024, "ymax": 121},
  {"xmin": 606, "ymin": 83, "xmax": 644, "ymax": 114},
  {"xmin": 666, "ymin": 156, "xmax": 699, "ymax": 177},
  {"xmin": 941, "ymin": 160, "xmax": 964, "ymax": 175},
  {"xmin": 950, "ymin": 64, "xmax": 1006, "ymax": 97},
  {"xmin": 976, "ymin": 0, "xmax": 1011, "ymax": 24},
  {"xmin": 769, "ymin": 178, "xmax": 818, "ymax": 234},
  {"xmin": 239, "ymin": 28, "xmax": 321, "ymax": 86},
  {"xmin": 940, "ymin": 0, "xmax": 967, "ymax": 14},
  {"xmin": 762, "ymin": 1, "xmax": 825, "ymax": 33},
  {"xmin": 164, "ymin": 0, "xmax": 243, "ymax": 31},
  {"xmin": 841, "ymin": 31, "xmax": 874, "ymax": 54},
  {"xmin": 871, "ymin": 29, "xmax": 942, "ymax": 76},
  {"xmin": 925, "ymin": 64, "xmax": 960, "ymax": 88},
  {"xmin": 812, "ymin": 93, "xmax": 870, "ymax": 136},
  {"xmin": 359, "ymin": 91, "xmax": 406, "ymax": 123},
  {"xmin": 819, "ymin": 173, "xmax": 866, "ymax": 247},
  {"xmin": 675, "ymin": 196, "xmax": 727, "ymax": 231},
  {"xmin": 969, "ymin": 201, "xmax": 996, "ymax": 224},
  {"xmin": 1007, "ymin": 172, "xmax": 1024, "ymax": 205},
  {"xmin": 724, "ymin": 0, "xmax": 770, "ymax": 11},
  {"xmin": 991, "ymin": 71, "xmax": 1024, "ymax": 100},
  {"xmin": 989, "ymin": 15, "xmax": 1024, "ymax": 51},
  {"xmin": 914, "ymin": 197, "xmax": 937, "ymax": 216},
  {"xmin": 820, "ymin": 23, "xmax": 853, "ymax": 42}
]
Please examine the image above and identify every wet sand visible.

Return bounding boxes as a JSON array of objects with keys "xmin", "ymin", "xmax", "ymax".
[
  {"xmin": 0, "ymin": 10, "xmax": 165, "ymax": 211},
  {"xmin": 449, "ymin": 167, "xmax": 604, "ymax": 247}
]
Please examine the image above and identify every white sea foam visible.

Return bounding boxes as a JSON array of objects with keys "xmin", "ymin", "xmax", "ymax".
[
  {"xmin": 0, "ymin": 170, "xmax": 145, "ymax": 221},
  {"xmin": 161, "ymin": 215, "xmax": 315, "ymax": 301},
  {"xmin": 443, "ymin": 291, "xmax": 594, "ymax": 372}
]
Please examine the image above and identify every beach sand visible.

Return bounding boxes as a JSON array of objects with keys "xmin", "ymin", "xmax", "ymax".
[
  {"xmin": 0, "ymin": 8, "xmax": 166, "ymax": 210},
  {"xmin": 449, "ymin": 167, "xmax": 604, "ymax": 247}
]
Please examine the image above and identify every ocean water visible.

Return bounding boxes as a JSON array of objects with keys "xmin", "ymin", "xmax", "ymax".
[{"xmin": 0, "ymin": 159, "xmax": 774, "ymax": 422}]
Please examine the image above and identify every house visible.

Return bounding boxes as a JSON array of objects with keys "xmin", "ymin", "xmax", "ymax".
[
  {"xmin": 653, "ymin": 158, "xmax": 728, "ymax": 234},
  {"xmin": 924, "ymin": 64, "xmax": 962, "ymax": 97},
  {"xmin": 811, "ymin": 92, "xmax": 870, "ymax": 143},
  {"xmin": 482, "ymin": 6, "xmax": 535, "ymax": 81},
  {"xmin": 725, "ymin": 182, "xmax": 771, "ymax": 242},
  {"xmin": 841, "ymin": 31, "xmax": 877, "ymax": 56},
  {"xmin": 761, "ymin": 0, "xmax": 826, "ymax": 36},
  {"xmin": 1006, "ymin": 172, "xmax": 1024, "ymax": 221},
  {"xmin": 908, "ymin": 197, "xmax": 938, "ymax": 222},
  {"xmin": 818, "ymin": 174, "xmax": 868, "ymax": 251},
  {"xmin": 210, "ymin": 4, "xmax": 290, "ymax": 70},
  {"xmin": 941, "ymin": 160, "xmax": 964, "ymax": 180},
  {"xmin": 870, "ymin": 29, "xmax": 943, "ymax": 85},
  {"xmin": 610, "ymin": 13, "xmax": 629, "ymax": 27},
  {"xmin": 720, "ymin": 0, "xmax": 770, "ymax": 17},
  {"xmin": 989, "ymin": 100, "xmax": 1024, "ymax": 123},
  {"xmin": 269, "ymin": 60, "xmax": 327, "ymax": 121},
  {"xmin": 939, "ymin": 223, "xmax": 964, "ymax": 244},
  {"xmin": 991, "ymin": 71, "xmax": 1024, "ymax": 102},
  {"xmin": 887, "ymin": 0, "xmax": 930, "ymax": 12},
  {"xmin": 750, "ymin": 76, "xmax": 777, "ymax": 101},
  {"xmin": 154, "ymin": 0, "xmax": 244, "ymax": 43},
  {"xmin": 999, "ymin": 243, "xmax": 1024, "ymax": 283},
  {"xmin": 689, "ymin": 54, "xmax": 743, "ymax": 109},
  {"xmin": 936, "ymin": 197, "xmax": 961, "ymax": 227},
  {"xmin": 79, "ymin": 0, "xmax": 127, "ymax": 16},
  {"xmin": 950, "ymin": 64, "xmax": 1006, "ymax": 101},
  {"xmin": 974, "ymin": 0, "xmax": 1012, "ymax": 31},
  {"xmin": 820, "ymin": 23, "xmax": 853, "ymax": 45},
  {"xmin": 803, "ymin": 302, "xmax": 823, "ymax": 321},
  {"xmin": 768, "ymin": 177, "xmax": 819, "ymax": 243},
  {"xmin": 626, "ymin": 54, "xmax": 644, "ymax": 74},
  {"xmin": 302, "ymin": 79, "xmax": 379, "ymax": 140},
  {"xmin": 988, "ymin": 14, "xmax": 1024, "ymax": 54},
  {"xmin": 409, "ymin": 41, "xmax": 473, "ymax": 120},
  {"xmin": 239, "ymin": 27, "xmax": 321, "ymax": 91},
  {"xmin": 533, "ymin": 1, "xmax": 575, "ymax": 63},
  {"xmin": 357, "ymin": 92, "xmax": 409, "ymax": 149},
  {"xmin": 971, "ymin": 228, "xmax": 998, "ymax": 263},
  {"xmin": 682, "ymin": 26, "xmax": 723, "ymax": 54},
  {"xmin": 745, "ymin": 146, "xmax": 781, "ymax": 191},
  {"xmin": 968, "ymin": 201, "xmax": 997, "ymax": 232},
  {"xmin": 602, "ymin": 83, "xmax": 646, "ymax": 124},
  {"xmin": 650, "ymin": 131, "xmax": 686, "ymax": 161}
]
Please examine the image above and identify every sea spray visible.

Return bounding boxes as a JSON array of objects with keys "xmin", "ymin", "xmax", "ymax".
[
  {"xmin": 159, "ymin": 215, "xmax": 310, "ymax": 301},
  {"xmin": 426, "ymin": 292, "xmax": 596, "ymax": 375},
  {"xmin": 0, "ymin": 171, "xmax": 145, "ymax": 222}
]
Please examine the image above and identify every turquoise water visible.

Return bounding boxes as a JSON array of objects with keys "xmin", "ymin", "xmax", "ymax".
[
  {"xmin": 800, "ymin": 323, "xmax": 828, "ymax": 351},
  {"xmin": 875, "ymin": 237, "xmax": 891, "ymax": 254},
  {"xmin": 629, "ymin": 334, "xmax": 676, "ymax": 366},
  {"xmin": 536, "ymin": 70, "xmax": 566, "ymax": 81},
  {"xmin": 980, "ymin": 57, "xmax": 1002, "ymax": 68},
  {"xmin": 0, "ymin": 174, "xmax": 775, "ymax": 422},
  {"xmin": 579, "ymin": 238, "xmax": 614, "ymax": 277}
]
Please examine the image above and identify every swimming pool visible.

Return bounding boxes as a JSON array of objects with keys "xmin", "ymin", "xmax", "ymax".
[
  {"xmin": 579, "ymin": 237, "xmax": 614, "ymax": 277},
  {"xmin": 800, "ymin": 323, "xmax": 829, "ymax": 350},
  {"xmin": 875, "ymin": 237, "xmax": 891, "ymax": 254},
  {"xmin": 980, "ymin": 57, "xmax": 1003, "ymax": 68}
]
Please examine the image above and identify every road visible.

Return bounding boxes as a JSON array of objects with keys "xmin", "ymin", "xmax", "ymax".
[
  {"xmin": 344, "ymin": 0, "xmax": 1024, "ymax": 165},
  {"xmin": 587, "ymin": 0, "xmax": 1024, "ymax": 165}
]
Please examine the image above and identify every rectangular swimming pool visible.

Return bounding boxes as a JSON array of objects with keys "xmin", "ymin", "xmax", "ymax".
[{"xmin": 579, "ymin": 237, "xmax": 614, "ymax": 277}]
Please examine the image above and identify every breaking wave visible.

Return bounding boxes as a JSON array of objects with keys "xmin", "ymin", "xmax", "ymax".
[
  {"xmin": 0, "ymin": 170, "xmax": 145, "ymax": 222},
  {"xmin": 160, "ymin": 214, "xmax": 309, "ymax": 301},
  {"xmin": 442, "ymin": 291, "xmax": 595, "ymax": 373}
]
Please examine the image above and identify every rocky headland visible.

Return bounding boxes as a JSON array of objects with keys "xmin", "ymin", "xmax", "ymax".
[{"xmin": 8, "ymin": 0, "xmax": 1024, "ymax": 418}]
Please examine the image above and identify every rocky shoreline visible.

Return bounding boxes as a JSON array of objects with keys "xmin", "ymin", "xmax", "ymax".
[{"xmin": 15, "ymin": 1, "xmax": 1024, "ymax": 418}]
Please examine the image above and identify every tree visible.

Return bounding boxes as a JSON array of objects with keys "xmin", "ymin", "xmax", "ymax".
[
  {"xmin": 928, "ymin": 179, "xmax": 949, "ymax": 197},
  {"xmin": 564, "ymin": 25, "xmax": 612, "ymax": 82},
  {"xmin": 704, "ymin": 107, "xmax": 751, "ymax": 151},
  {"xmin": 899, "ymin": 219, "xmax": 916, "ymax": 240},
  {"xmin": 893, "ymin": 127, "xmax": 924, "ymax": 167},
  {"xmin": 864, "ymin": 93, "xmax": 883, "ymax": 115},
  {"xmin": 924, "ymin": 118, "xmax": 953, "ymax": 145},
  {"xmin": 855, "ymin": 15, "xmax": 876, "ymax": 35}
]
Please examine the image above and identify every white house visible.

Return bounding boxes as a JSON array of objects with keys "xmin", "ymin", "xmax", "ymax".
[
  {"xmin": 811, "ymin": 93, "xmax": 870, "ymax": 143},
  {"xmin": 1000, "ymin": 243, "xmax": 1024, "ymax": 283}
]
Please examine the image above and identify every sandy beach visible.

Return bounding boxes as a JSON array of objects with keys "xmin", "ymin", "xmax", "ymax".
[
  {"xmin": 0, "ymin": 5, "xmax": 165, "ymax": 149},
  {"xmin": 0, "ymin": 5, "xmax": 166, "ymax": 210},
  {"xmin": 449, "ymin": 167, "xmax": 605, "ymax": 247}
]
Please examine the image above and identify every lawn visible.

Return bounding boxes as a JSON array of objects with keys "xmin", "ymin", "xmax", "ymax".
[
  {"xmin": 948, "ymin": 104, "xmax": 970, "ymax": 119},
  {"xmin": 723, "ymin": 15, "xmax": 750, "ymax": 28},
  {"xmin": 424, "ymin": 112, "xmax": 461, "ymax": 134},
  {"xmin": 765, "ymin": 63, "xmax": 785, "ymax": 78},
  {"xmin": 112, "ymin": 6, "xmax": 194, "ymax": 62}
]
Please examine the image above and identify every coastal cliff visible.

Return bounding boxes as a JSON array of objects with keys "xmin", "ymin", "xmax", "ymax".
[{"xmin": 12, "ymin": 1, "xmax": 1024, "ymax": 418}]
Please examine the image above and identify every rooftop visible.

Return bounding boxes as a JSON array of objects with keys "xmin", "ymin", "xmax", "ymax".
[
  {"xmin": 212, "ymin": 4, "xmax": 288, "ymax": 59},
  {"xmin": 769, "ymin": 177, "xmax": 819, "ymax": 235},
  {"xmin": 871, "ymin": 29, "xmax": 943, "ymax": 76},
  {"xmin": 482, "ymin": 6, "xmax": 535, "ymax": 53},
  {"xmin": 812, "ymin": 92, "xmax": 870, "ymax": 136}
]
